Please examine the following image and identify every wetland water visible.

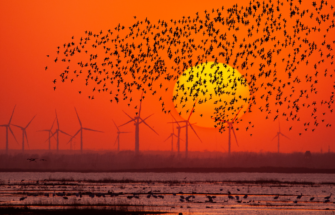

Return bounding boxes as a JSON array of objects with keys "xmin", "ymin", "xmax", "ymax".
[{"xmin": 0, "ymin": 172, "xmax": 335, "ymax": 214}]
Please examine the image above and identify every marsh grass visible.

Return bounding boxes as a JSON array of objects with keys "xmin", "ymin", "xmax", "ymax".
[{"xmin": 2, "ymin": 176, "xmax": 335, "ymax": 187}]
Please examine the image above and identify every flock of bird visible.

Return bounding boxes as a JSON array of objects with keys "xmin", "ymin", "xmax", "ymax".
[
  {"xmin": 46, "ymin": 0, "xmax": 335, "ymax": 137},
  {"xmin": 16, "ymin": 186, "xmax": 333, "ymax": 205}
]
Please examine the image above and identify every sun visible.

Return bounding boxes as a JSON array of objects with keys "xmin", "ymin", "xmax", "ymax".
[{"xmin": 173, "ymin": 62, "xmax": 250, "ymax": 128}]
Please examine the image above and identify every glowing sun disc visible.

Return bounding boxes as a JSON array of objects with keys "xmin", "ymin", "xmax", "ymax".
[{"xmin": 173, "ymin": 62, "xmax": 250, "ymax": 128}]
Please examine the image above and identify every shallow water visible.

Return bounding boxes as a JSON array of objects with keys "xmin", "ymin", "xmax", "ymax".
[{"xmin": 0, "ymin": 172, "xmax": 334, "ymax": 214}]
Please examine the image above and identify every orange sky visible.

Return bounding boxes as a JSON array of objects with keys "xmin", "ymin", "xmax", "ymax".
[{"xmin": 0, "ymin": 0, "xmax": 335, "ymax": 154}]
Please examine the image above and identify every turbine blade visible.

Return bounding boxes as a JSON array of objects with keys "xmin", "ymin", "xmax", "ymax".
[
  {"xmin": 25, "ymin": 131, "xmax": 30, "ymax": 149},
  {"xmin": 12, "ymin": 124, "xmax": 23, "ymax": 129},
  {"xmin": 232, "ymin": 105, "xmax": 244, "ymax": 122},
  {"xmin": 164, "ymin": 135, "xmax": 172, "ymax": 142},
  {"xmin": 280, "ymin": 132, "xmax": 290, "ymax": 140},
  {"xmin": 67, "ymin": 130, "xmax": 80, "ymax": 144},
  {"xmin": 122, "ymin": 111, "xmax": 134, "ymax": 120},
  {"xmin": 83, "ymin": 128, "xmax": 103, "ymax": 132},
  {"xmin": 50, "ymin": 131, "xmax": 57, "ymax": 138},
  {"xmin": 170, "ymin": 113, "xmax": 180, "ymax": 126},
  {"xmin": 112, "ymin": 119, "xmax": 119, "ymax": 131},
  {"xmin": 232, "ymin": 128, "xmax": 239, "ymax": 147},
  {"xmin": 189, "ymin": 123, "xmax": 202, "ymax": 142},
  {"xmin": 74, "ymin": 107, "xmax": 82, "ymax": 127},
  {"xmin": 168, "ymin": 120, "xmax": 188, "ymax": 123},
  {"xmin": 9, "ymin": 105, "xmax": 16, "ymax": 124},
  {"xmin": 50, "ymin": 118, "xmax": 56, "ymax": 130},
  {"xmin": 141, "ymin": 119, "xmax": 158, "ymax": 135},
  {"xmin": 46, "ymin": 131, "xmax": 57, "ymax": 142},
  {"xmin": 188, "ymin": 98, "xmax": 198, "ymax": 121},
  {"xmin": 0, "ymin": 124, "xmax": 7, "ymax": 127},
  {"xmin": 272, "ymin": 134, "xmax": 278, "ymax": 141},
  {"xmin": 119, "ymin": 118, "xmax": 135, "ymax": 127},
  {"xmin": 59, "ymin": 130, "xmax": 71, "ymax": 136},
  {"xmin": 9, "ymin": 126, "xmax": 18, "ymax": 144},
  {"xmin": 140, "ymin": 114, "xmax": 154, "ymax": 123},
  {"xmin": 37, "ymin": 130, "xmax": 50, "ymax": 132},
  {"xmin": 25, "ymin": 115, "xmax": 36, "ymax": 128}
]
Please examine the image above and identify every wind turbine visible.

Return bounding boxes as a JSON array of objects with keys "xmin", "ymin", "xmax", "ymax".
[
  {"xmin": 112, "ymin": 119, "xmax": 130, "ymax": 152},
  {"xmin": 272, "ymin": 120, "xmax": 290, "ymax": 153},
  {"xmin": 12, "ymin": 115, "xmax": 36, "ymax": 152},
  {"xmin": 67, "ymin": 108, "xmax": 103, "ymax": 152},
  {"xmin": 119, "ymin": 93, "xmax": 159, "ymax": 155},
  {"xmin": 49, "ymin": 110, "xmax": 71, "ymax": 151},
  {"xmin": 167, "ymin": 114, "xmax": 185, "ymax": 156},
  {"xmin": 164, "ymin": 121, "xmax": 179, "ymax": 152},
  {"xmin": 170, "ymin": 99, "xmax": 202, "ymax": 159},
  {"xmin": 38, "ymin": 118, "xmax": 56, "ymax": 150},
  {"xmin": 212, "ymin": 106, "xmax": 243, "ymax": 155},
  {"xmin": 0, "ymin": 105, "xmax": 18, "ymax": 153}
]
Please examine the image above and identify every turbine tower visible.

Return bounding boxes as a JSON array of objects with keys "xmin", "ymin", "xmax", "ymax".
[
  {"xmin": 38, "ymin": 118, "xmax": 56, "ymax": 150},
  {"xmin": 0, "ymin": 105, "xmax": 18, "ymax": 153},
  {"xmin": 170, "ymin": 99, "xmax": 202, "ymax": 159},
  {"xmin": 119, "ymin": 93, "xmax": 159, "ymax": 155},
  {"xmin": 12, "ymin": 115, "xmax": 36, "ymax": 152},
  {"xmin": 49, "ymin": 110, "xmax": 71, "ymax": 151},
  {"xmin": 67, "ymin": 108, "xmax": 103, "ymax": 152},
  {"xmin": 112, "ymin": 119, "xmax": 129, "ymax": 152},
  {"xmin": 272, "ymin": 120, "xmax": 290, "ymax": 153},
  {"xmin": 213, "ymin": 106, "xmax": 243, "ymax": 155}
]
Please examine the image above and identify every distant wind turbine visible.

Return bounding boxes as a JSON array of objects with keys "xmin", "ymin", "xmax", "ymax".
[
  {"xmin": 119, "ymin": 92, "xmax": 158, "ymax": 155},
  {"xmin": 212, "ymin": 106, "xmax": 243, "ymax": 155},
  {"xmin": 38, "ymin": 118, "xmax": 56, "ymax": 150},
  {"xmin": 49, "ymin": 110, "xmax": 71, "ymax": 151},
  {"xmin": 13, "ymin": 115, "xmax": 36, "ymax": 152},
  {"xmin": 170, "ymin": 99, "xmax": 202, "ymax": 159},
  {"xmin": 67, "ymin": 108, "xmax": 103, "ymax": 152},
  {"xmin": 112, "ymin": 119, "xmax": 130, "ymax": 152},
  {"xmin": 0, "ymin": 105, "xmax": 18, "ymax": 153},
  {"xmin": 168, "ymin": 114, "xmax": 185, "ymax": 156},
  {"xmin": 272, "ymin": 120, "xmax": 290, "ymax": 153},
  {"xmin": 164, "ymin": 120, "xmax": 179, "ymax": 152}
]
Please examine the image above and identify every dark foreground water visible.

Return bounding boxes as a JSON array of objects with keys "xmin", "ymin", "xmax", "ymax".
[{"xmin": 0, "ymin": 172, "xmax": 335, "ymax": 214}]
